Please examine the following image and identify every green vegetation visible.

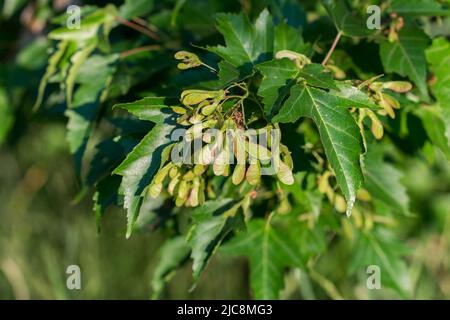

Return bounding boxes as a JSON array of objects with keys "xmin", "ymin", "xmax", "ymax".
[{"xmin": 1, "ymin": 0, "xmax": 450, "ymax": 299}]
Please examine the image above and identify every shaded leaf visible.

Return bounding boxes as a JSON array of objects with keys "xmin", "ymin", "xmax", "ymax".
[
  {"xmin": 151, "ymin": 236, "xmax": 191, "ymax": 299},
  {"xmin": 93, "ymin": 175, "xmax": 122, "ymax": 233},
  {"xmin": 114, "ymin": 97, "xmax": 176, "ymax": 123},
  {"xmin": 363, "ymin": 145, "xmax": 409, "ymax": 214},
  {"xmin": 256, "ymin": 58, "xmax": 298, "ymax": 118},
  {"xmin": 416, "ymin": 107, "xmax": 450, "ymax": 158},
  {"xmin": 390, "ymin": 0, "xmax": 450, "ymax": 17},
  {"xmin": 120, "ymin": 0, "xmax": 154, "ymax": 19},
  {"xmin": 0, "ymin": 87, "xmax": 13, "ymax": 144},
  {"xmin": 298, "ymin": 63, "xmax": 338, "ymax": 90},
  {"xmin": 188, "ymin": 199, "xmax": 244, "ymax": 281},
  {"xmin": 273, "ymin": 22, "xmax": 309, "ymax": 54},
  {"xmin": 426, "ymin": 38, "xmax": 450, "ymax": 153},
  {"xmin": 380, "ymin": 26, "xmax": 430, "ymax": 99},
  {"xmin": 208, "ymin": 9, "xmax": 273, "ymax": 74},
  {"xmin": 322, "ymin": 0, "xmax": 374, "ymax": 37},
  {"xmin": 350, "ymin": 229, "xmax": 411, "ymax": 297},
  {"xmin": 33, "ymin": 40, "xmax": 69, "ymax": 110},
  {"xmin": 221, "ymin": 219, "xmax": 303, "ymax": 299},
  {"xmin": 65, "ymin": 54, "xmax": 118, "ymax": 174},
  {"xmin": 113, "ymin": 123, "xmax": 175, "ymax": 238}
]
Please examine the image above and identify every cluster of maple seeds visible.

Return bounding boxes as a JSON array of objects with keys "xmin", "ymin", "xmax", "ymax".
[
  {"xmin": 147, "ymin": 84, "xmax": 295, "ymax": 208},
  {"xmin": 358, "ymin": 79, "xmax": 412, "ymax": 140}
]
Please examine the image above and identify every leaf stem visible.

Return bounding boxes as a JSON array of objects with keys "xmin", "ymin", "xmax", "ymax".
[
  {"xmin": 321, "ymin": 31, "xmax": 342, "ymax": 66},
  {"xmin": 200, "ymin": 62, "xmax": 217, "ymax": 73},
  {"xmin": 117, "ymin": 17, "xmax": 160, "ymax": 41},
  {"xmin": 119, "ymin": 45, "xmax": 162, "ymax": 59}
]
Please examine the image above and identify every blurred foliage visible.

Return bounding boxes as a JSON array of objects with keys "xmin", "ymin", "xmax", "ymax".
[{"xmin": 0, "ymin": 0, "xmax": 450, "ymax": 300}]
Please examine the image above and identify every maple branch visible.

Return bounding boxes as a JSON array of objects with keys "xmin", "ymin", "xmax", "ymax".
[
  {"xmin": 117, "ymin": 17, "xmax": 160, "ymax": 41},
  {"xmin": 120, "ymin": 45, "xmax": 162, "ymax": 58},
  {"xmin": 322, "ymin": 31, "xmax": 343, "ymax": 66}
]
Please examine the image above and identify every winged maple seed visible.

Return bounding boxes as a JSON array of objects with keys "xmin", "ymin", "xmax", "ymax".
[{"xmin": 355, "ymin": 80, "xmax": 412, "ymax": 140}]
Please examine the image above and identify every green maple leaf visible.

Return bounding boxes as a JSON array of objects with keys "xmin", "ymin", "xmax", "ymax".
[
  {"xmin": 416, "ymin": 107, "xmax": 450, "ymax": 159},
  {"xmin": 273, "ymin": 83, "xmax": 367, "ymax": 216},
  {"xmin": 208, "ymin": 9, "xmax": 273, "ymax": 74},
  {"xmin": 33, "ymin": 40, "xmax": 70, "ymax": 111},
  {"xmin": 113, "ymin": 123, "xmax": 175, "ymax": 238},
  {"xmin": 363, "ymin": 146, "xmax": 409, "ymax": 215},
  {"xmin": 93, "ymin": 175, "xmax": 122, "ymax": 233},
  {"xmin": 0, "ymin": 87, "xmax": 13, "ymax": 145},
  {"xmin": 257, "ymin": 60, "xmax": 340, "ymax": 119},
  {"xmin": 380, "ymin": 25, "xmax": 430, "ymax": 99},
  {"xmin": 389, "ymin": 0, "xmax": 450, "ymax": 17},
  {"xmin": 221, "ymin": 219, "xmax": 303, "ymax": 299},
  {"xmin": 119, "ymin": 0, "xmax": 155, "ymax": 19},
  {"xmin": 426, "ymin": 38, "xmax": 450, "ymax": 155},
  {"xmin": 256, "ymin": 58, "xmax": 299, "ymax": 118},
  {"xmin": 151, "ymin": 236, "xmax": 191, "ymax": 299},
  {"xmin": 66, "ymin": 54, "xmax": 118, "ymax": 175},
  {"xmin": 188, "ymin": 199, "xmax": 245, "ymax": 282},
  {"xmin": 350, "ymin": 229, "xmax": 411, "ymax": 297},
  {"xmin": 113, "ymin": 97, "xmax": 176, "ymax": 123},
  {"xmin": 273, "ymin": 22, "xmax": 310, "ymax": 54},
  {"xmin": 322, "ymin": 0, "xmax": 375, "ymax": 37}
]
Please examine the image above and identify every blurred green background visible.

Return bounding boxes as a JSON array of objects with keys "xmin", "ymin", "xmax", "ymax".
[{"xmin": 1, "ymin": 0, "xmax": 450, "ymax": 299}]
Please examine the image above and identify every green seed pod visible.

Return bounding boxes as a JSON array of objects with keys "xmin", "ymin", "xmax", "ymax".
[
  {"xmin": 382, "ymin": 81, "xmax": 412, "ymax": 93},
  {"xmin": 222, "ymin": 164, "xmax": 230, "ymax": 177},
  {"xmin": 185, "ymin": 123, "xmax": 202, "ymax": 142},
  {"xmin": 187, "ymin": 178, "xmax": 200, "ymax": 207},
  {"xmin": 246, "ymin": 162, "xmax": 261, "ymax": 186},
  {"xmin": 378, "ymin": 94, "xmax": 395, "ymax": 119},
  {"xmin": 176, "ymin": 113, "xmax": 190, "ymax": 126},
  {"xmin": 369, "ymin": 81, "xmax": 384, "ymax": 92},
  {"xmin": 277, "ymin": 161, "xmax": 294, "ymax": 185},
  {"xmin": 246, "ymin": 140, "xmax": 271, "ymax": 161},
  {"xmin": 327, "ymin": 64, "xmax": 346, "ymax": 79},
  {"xmin": 275, "ymin": 50, "xmax": 311, "ymax": 68},
  {"xmin": 174, "ymin": 51, "xmax": 202, "ymax": 70},
  {"xmin": 200, "ymin": 102, "xmax": 218, "ymax": 116},
  {"xmin": 232, "ymin": 164, "xmax": 246, "ymax": 185},
  {"xmin": 280, "ymin": 144, "xmax": 293, "ymax": 169},
  {"xmin": 318, "ymin": 172, "xmax": 333, "ymax": 199},
  {"xmin": 177, "ymin": 180, "xmax": 189, "ymax": 201},
  {"xmin": 213, "ymin": 150, "xmax": 227, "ymax": 176},
  {"xmin": 334, "ymin": 194, "xmax": 347, "ymax": 213},
  {"xmin": 175, "ymin": 196, "xmax": 186, "ymax": 207},
  {"xmin": 181, "ymin": 89, "xmax": 225, "ymax": 106},
  {"xmin": 149, "ymin": 183, "xmax": 162, "ymax": 198},
  {"xmin": 182, "ymin": 91, "xmax": 211, "ymax": 106},
  {"xmin": 193, "ymin": 164, "xmax": 207, "ymax": 175},
  {"xmin": 183, "ymin": 170, "xmax": 196, "ymax": 181},
  {"xmin": 381, "ymin": 93, "xmax": 400, "ymax": 109},
  {"xmin": 168, "ymin": 175, "xmax": 179, "ymax": 195},
  {"xmin": 367, "ymin": 110, "xmax": 384, "ymax": 140},
  {"xmin": 169, "ymin": 166, "xmax": 179, "ymax": 179},
  {"xmin": 202, "ymin": 131, "xmax": 212, "ymax": 143},
  {"xmin": 357, "ymin": 188, "xmax": 372, "ymax": 202},
  {"xmin": 197, "ymin": 144, "xmax": 214, "ymax": 165},
  {"xmin": 189, "ymin": 113, "xmax": 204, "ymax": 124},
  {"xmin": 154, "ymin": 163, "xmax": 173, "ymax": 184},
  {"xmin": 233, "ymin": 131, "xmax": 246, "ymax": 164},
  {"xmin": 171, "ymin": 106, "xmax": 187, "ymax": 115}
]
